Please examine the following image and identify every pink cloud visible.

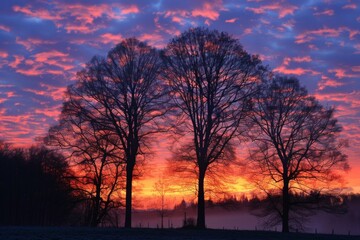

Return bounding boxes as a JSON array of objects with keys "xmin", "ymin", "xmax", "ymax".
[
  {"xmin": 13, "ymin": 5, "xmax": 62, "ymax": 21},
  {"xmin": 100, "ymin": 33, "xmax": 123, "ymax": 44},
  {"xmin": 16, "ymin": 37, "xmax": 56, "ymax": 51},
  {"xmin": 0, "ymin": 110, "xmax": 53, "ymax": 147},
  {"xmin": 243, "ymin": 28, "xmax": 252, "ymax": 35},
  {"xmin": 314, "ymin": 9, "xmax": 334, "ymax": 16},
  {"xmin": 6, "ymin": 92, "xmax": 16, "ymax": 98},
  {"xmin": 0, "ymin": 51, "xmax": 8, "ymax": 58},
  {"xmin": 13, "ymin": 2, "xmax": 140, "ymax": 34},
  {"xmin": 246, "ymin": 3, "xmax": 298, "ymax": 18},
  {"xmin": 352, "ymin": 66, "xmax": 360, "ymax": 72},
  {"xmin": 0, "ymin": 24, "xmax": 10, "ymax": 32},
  {"xmin": 225, "ymin": 18, "xmax": 238, "ymax": 23},
  {"xmin": 163, "ymin": 10, "xmax": 191, "ymax": 25},
  {"xmin": 33, "ymin": 51, "xmax": 74, "ymax": 71},
  {"xmin": 121, "ymin": 5, "xmax": 140, "ymax": 14},
  {"xmin": 343, "ymin": 4, "xmax": 357, "ymax": 9},
  {"xmin": 296, "ymin": 27, "xmax": 359, "ymax": 44},
  {"xmin": 138, "ymin": 33, "xmax": 165, "ymax": 48},
  {"xmin": 16, "ymin": 66, "xmax": 43, "ymax": 76},
  {"xmin": 295, "ymin": 27, "xmax": 342, "ymax": 44},
  {"xmin": 9, "ymin": 55, "xmax": 24, "ymax": 68},
  {"xmin": 292, "ymin": 56, "xmax": 312, "ymax": 62},
  {"xmin": 283, "ymin": 56, "xmax": 312, "ymax": 65},
  {"xmin": 329, "ymin": 68, "xmax": 360, "ymax": 78},
  {"xmin": 191, "ymin": 1, "xmax": 225, "ymax": 21},
  {"xmin": 317, "ymin": 75, "xmax": 344, "ymax": 90},
  {"xmin": 274, "ymin": 65, "xmax": 319, "ymax": 76},
  {"xmin": 35, "ymin": 107, "xmax": 61, "ymax": 119},
  {"xmin": 14, "ymin": 50, "xmax": 75, "ymax": 76},
  {"xmin": 348, "ymin": 29, "xmax": 359, "ymax": 39},
  {"xmin": 25, "ymin": 83, "xmax": 66, "ymax": 101},
  {"xmin": 314, "ymin": 91, "xmax": 360, "ymax": 108}
]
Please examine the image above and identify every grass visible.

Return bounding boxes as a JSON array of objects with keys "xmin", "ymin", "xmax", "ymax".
[{"xmin": 0, "ymin": 227, "xmax": 358, "ymax": 240}]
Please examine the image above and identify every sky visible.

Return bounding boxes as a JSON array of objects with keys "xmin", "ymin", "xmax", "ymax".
[{"xmin": 0, "ymin": 0, "xmax": 359, "ymax": 197}]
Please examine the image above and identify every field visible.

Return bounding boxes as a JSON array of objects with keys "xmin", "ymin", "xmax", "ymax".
[{"xmin": 0, "ymin": 227, "xmax": 358, "ymax": 240}]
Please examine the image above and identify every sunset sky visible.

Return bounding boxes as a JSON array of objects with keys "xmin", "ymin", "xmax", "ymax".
[{"xmin": 0, "ymin": 0, "xmax": 359, "ymax": 199}]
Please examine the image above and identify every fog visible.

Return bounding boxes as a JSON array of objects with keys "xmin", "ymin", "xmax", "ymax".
[{"xmin": 129, "ymin": 206, "xmax": 360, "ymax": 235}]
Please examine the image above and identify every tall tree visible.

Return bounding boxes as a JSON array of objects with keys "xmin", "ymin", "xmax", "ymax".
[
  {"xmin": 161, "ymin": 27, "xmax": 265, "ymax": 228},
  {"xmin": 248, "ymin": 76, "xmax": 349, "ymax": 232},
  {"xmin": 53, "ymin": 38, "xmax": 166, "ymax": 228}
]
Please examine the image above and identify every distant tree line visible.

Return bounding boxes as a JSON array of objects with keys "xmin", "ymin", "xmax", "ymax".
[
  {"xmin": 0, "ymin": 27, "xmax": 349, "ymax": 232},
  {"xmin": 0, "ymin": 142, "xmax": 76, "ymax": 226}
]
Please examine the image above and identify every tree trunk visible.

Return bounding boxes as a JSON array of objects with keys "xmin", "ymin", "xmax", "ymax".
[
  {"xmin": 91, "ymin": 179, "xmax": 101, "ymax": 227},
  {"xmin": 90, "ymin": 200, "xmax": 99, "ymax": 227},
  {"xmin": 125, "ymin": 163, "xmax": 134, "ymax": 228},
  {"xmin": 161, "ymin": 213, "xmax": 164, "ymax": 229},
  {"xmin": 197, "ymin": 169, "xmax": 206, "ymax": 229},
  {"xmin": 282, "ymin": 179, "xmax": 290, "ymax": 233}
]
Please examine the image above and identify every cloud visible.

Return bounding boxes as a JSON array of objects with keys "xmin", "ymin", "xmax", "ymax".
[
  {"xmin": 121, "ymin": 5, "xmax": 140, "ymax": 14},
  {"xmin": 295, "ymin": 27, "xmax": 341, "ymax": 44},
  {"xmin": 342, "ymin": 4, "xmax": 357, "ymax": 9},
  {"xmin": 314, "ymin": 91, "xmax": 360, "ymax": 109},
  {"xmin": 13, "ymin": 2, "xmax": 140, "ymax": 34},
  {"xmin": 138, "ymin": 33, "xmax": 165, "ymax": 48},
  {"xmin": 13, "ymin": 50, "xmax": 75, "ymax": 76},
  {"xmin": 273, "ymin": 65, "xmax": 320, "ymax": 75},
  {"xmin": 274, "ymin": 56, "xmax": 318, "ymax": 76},
  {"xmin": 0, "ymin": 24, "xmax": 10, "ymax": 32},
  {"xmin": 329, "ymin": 68, "xmax": 360, "ymax": 79},
  {"xmin": 0, "ymin": 51, "xmax": 8, "ymax": 58},
  {"xmin": 9, "ymin": 55, "xmax": 25, "ymax": 68},
  {"xmin": 246, "ymin": 2, "xmax": 298, "ymax": 18},
  {"xmin": 225, "ymin": 18, "xmax": 238, "ymax": 23},
  {"xmin": 35, "ymin": 107, "xmax": 61, "ymax": 119},
  {"xmin": 24, "ymin": 83, "xmax": 66, "ymax": 101},
  {"xmin": 317, "ymin": 75, "xmax": 345, "ymax": 90},
  {"xmin": 283, "ymin": 56, "xmax": 312, "ymax": 65},
  {"xmin": 100, "ymin": 33, "xmax": 123, "ymax": 45},
  {"xmin": 13, "ymin": 5, "xmax": 62, "ymax": 22},
  {"xmin": 314, "ymin": 9, "xmax": 334, "ymax": 16},
  {"xmin": 16, "ymin": 37, "xmax": 56, "ymax": 51},
  {"xmin": 295, "ymin": 27, "xmax": 359, "ymax": 44},
  {"xmin": 191, "ymin": 2, "xmax": 223, "ymax": 21},
  {"xmin": 162, "ymin": 10, "xmax": 192, "ymax": 25}
]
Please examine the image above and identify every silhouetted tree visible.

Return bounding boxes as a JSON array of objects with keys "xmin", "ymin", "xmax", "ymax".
[
  {"xmin": 248, "ymin": 76, "xmax": 349, "ymax": 232},
  {"xmin": 153, "ymin": 177, "xmax": 171, "ymax": 228},
  {"xmin": 161, "ymin": 27, "xmax": 265, "ymax": 228},
  {"xmin": 51, "ymin": 38, "xmax": 167, "ymax": 228},
  {"xmin": 46, "ymin": 104, "xmax": 124, "ymax": 227}
]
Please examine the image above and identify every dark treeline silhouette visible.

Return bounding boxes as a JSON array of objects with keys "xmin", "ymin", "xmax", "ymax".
[
  {"xmin": 0, "ymin": 27, "xmax": 350, "ymax": 232},
  {"xmin": 0, "ymin": 142, "xmax": 76, "ymax": 226}
]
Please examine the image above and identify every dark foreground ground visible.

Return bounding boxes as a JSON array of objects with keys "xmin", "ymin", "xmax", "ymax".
[{"xmin": 0, "ymin": 227, "xmax": 358, "ymax": 240}]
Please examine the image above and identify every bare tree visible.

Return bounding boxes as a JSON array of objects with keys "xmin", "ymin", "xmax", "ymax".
[
  {"xmin": 161, "ymin": 27, "xmax": 265, "ymax": 228},
  {"xmin": 248, "ymin": 76, "xmax": 349, "ymax": 232},
  {"xmin": 53, "ymin": 38, "xmax": 167, "ymax": 228},
  {"xmin": 153, "ymin": 177, "xmax": 171, "ymax": 229},
  {"xmin": 47, "ymin": 99, "xmax": 123, "ymax": 227}
]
